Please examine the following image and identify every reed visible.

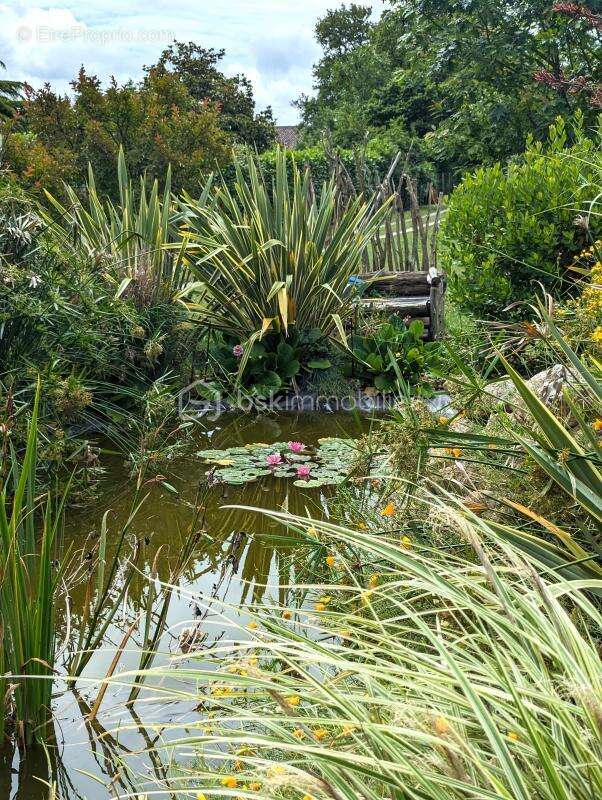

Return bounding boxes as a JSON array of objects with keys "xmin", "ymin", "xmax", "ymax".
[{"xmin": 0, "ymin": 383, "xmax": 68, "ymax": 746}]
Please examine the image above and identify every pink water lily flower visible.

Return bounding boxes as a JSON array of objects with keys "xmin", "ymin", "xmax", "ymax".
[
  {"xmin": 232, "ymin": 344, "xmax": 244, "ymax": 358},
  {"xmin": 288, "ymin": 441, "xmax": 305, "ymax": 453},
  {"xmin": 266, "ymin": 453, "xmax": 283, "ymax": 466},
  {"xmin": 297, "ymin": 465, "xmax": 312, "ymax": 478}
]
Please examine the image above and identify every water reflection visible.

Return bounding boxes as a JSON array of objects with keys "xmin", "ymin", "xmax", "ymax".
[{"xmin": 7, "ymin": 411, "xmax": 372, "ymax": 800}]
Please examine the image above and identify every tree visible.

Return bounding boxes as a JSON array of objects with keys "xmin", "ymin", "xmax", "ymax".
[
  {"xmin": 0, "ymin": 60, "xmax": 23, "ymax": 118},
  {"xmin": 295, "ymin": 4, "xmax": 388, "ymax": 147},
  {"xmin": 297, "ymin": 0, "xmax": 601, "ymax": 175},
  {"xmin": 147, "ymin": 42, "xmax": 275, "ymax": 151},
  {"xmin": 3, "ymin": 65, "xmax": 232, "ymax": 199}
]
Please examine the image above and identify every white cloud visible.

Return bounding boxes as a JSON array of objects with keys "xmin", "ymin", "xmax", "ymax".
[{"xmin": 1, "ymin": 1, "xmax": 383, "ymax": 123}]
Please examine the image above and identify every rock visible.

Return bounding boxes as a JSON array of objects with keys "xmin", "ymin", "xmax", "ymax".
[{"xmin": 485, "ymin": 364, "xmax": 577, "ymax": 421}]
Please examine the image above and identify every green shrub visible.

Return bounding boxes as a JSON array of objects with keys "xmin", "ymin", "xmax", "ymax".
[
  {"xmin": 441, "ymin": 115, "xmax": 602, "ymax": 318},
  {"xmin": 343, "ymin": 315, "xmax": 442, "ymax": 394}
]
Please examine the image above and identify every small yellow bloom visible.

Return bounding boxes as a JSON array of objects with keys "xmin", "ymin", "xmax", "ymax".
[
  {"xmin": 508, "ymin": 730, "xmax": 520, "ymax": 742},
  {"xmin": 326, "ymin": 554, "xmax": 335, "ymax": 567},
  {"xmin": 452, "ymin": 448, "xmax": 462, "ymax": 458},
  {"xmin": 197, "ymin": 793, "xmax": 206, "ymax": 800},
  {"xmin": 401, "ymin": 535, "xmax": 412, "ymax": 549},
  {"xmin": 282, "ymin": 610, "xmax": 292, "ymax": 620},
  {"xmin": 303, "ymin": 796, "xmax": 314, "ymax": 800},
  {"xmin": 315, "ymin": 602, "xmax": 326, "ymax": 612},
  {"xmin": 434, "ymin": 716, "xmax": 450, "ymax": 735},
  {"xmin": 249, "ymin": 783, "xmax": 261, "ymax": 792},
  {"xmin": 307, "ymin": 526, "xmax": 318, "ymax": 536},
  {"xmin": 368, "ymin": 573, "xmax": 379, "ymax": 588},
  {"xmin": 319, "ymin": 595, "xmax": 332, "ymax": 604},
  {"xmin": 221, "ymin": 776, "xmax": 238, "ymax": 789},
  {"xmin": 357, "ymin": 521, "xmax": 367, "ymax": 530},
  {"xmin": 247, "ymin": 621, "xmax": 258, "ymax": 630},
  {"xmin": 339, "ymin": 629, "xmax": 351, "ymax": 638},
  {"xmin": 313, "ymin": 728, "xmax": 328, "ymax": 740},
  {"xmin": 292, "ymin": 728, "xmax": 304, "ymax": 739},
  {"xmin": 286, "ymin": 695, "xmax": 301, "ymax": 706},
  {"xmin": 594, "ymin": 419, "xmax": 602, "ymax": 432},
  {"xmin": 439, "ymin": 416, "xmax": 449, "ymax": 425},
  {"xmin": 381, "ymin": 502, "xmax": 395, "ymax": 517}
]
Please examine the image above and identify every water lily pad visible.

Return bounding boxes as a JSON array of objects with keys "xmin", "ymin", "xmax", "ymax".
[{"xmin": 199, "ymin": 437, "xmax": 358, "ymax": 487}]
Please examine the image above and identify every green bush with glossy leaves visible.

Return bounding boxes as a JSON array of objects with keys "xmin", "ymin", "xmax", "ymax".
[{"xmin": 441, "ymin": 115, "xmax": 602, "ymax": 318}]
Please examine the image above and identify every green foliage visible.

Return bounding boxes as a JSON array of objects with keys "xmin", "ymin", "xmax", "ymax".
[
  {"xmin": 182, "ymin": 149, "xmax": 388, "ymax": 347},
  {"xmin": 206, "ymin": 327, "xmax": 334, "ymax": 398},
  {"xmin": 298, "ymin": 0, "xmax": 601, "ymax": 177},
  {"xmin": 43, "ymin": 147, "xmax": 195, "ymax": 305},
  {"xmin": 152, "ymin": 41, "xmax": 275, "ymax": 152},
  {"xmin": 345, "ymin": 315, "xmax": 441, "ymax": 393},
  {"xmin": 135, "ymin": 505, "xmax": 602, "ymax": 800},
  {"xmin": 430, "ymin": 305, "xmax": 602, "ymax": 583},
  {"xmin": 442, "ymin": 116, "xmax": 602, "ymax": 317},
  {"xmin": 0, "ymin": 385, "xmax": 65, "ymax": 745},
  {"xmin": 2, "ymin": 60, "xmax": 233, "ymax": 200}
]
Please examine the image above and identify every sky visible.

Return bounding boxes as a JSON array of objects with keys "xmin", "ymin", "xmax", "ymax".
[{"xmin": 1, "ymin": 1, "xmax": 385, "ymax": 124}]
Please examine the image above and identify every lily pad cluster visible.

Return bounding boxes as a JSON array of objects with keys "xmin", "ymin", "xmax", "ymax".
[{"xmin": 198, "ymin": 438, "xmax": 358, "ymax": 488}]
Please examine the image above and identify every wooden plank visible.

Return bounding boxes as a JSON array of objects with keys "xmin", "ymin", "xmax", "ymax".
[{"xmin": 357, "ymin": 297, "xmax": 429, "ymax": 315}]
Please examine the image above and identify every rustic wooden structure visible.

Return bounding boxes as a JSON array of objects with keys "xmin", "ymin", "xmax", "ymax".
[{"xmin": 357, "ymin": 268, "xmax": 446, "ymax": 341}]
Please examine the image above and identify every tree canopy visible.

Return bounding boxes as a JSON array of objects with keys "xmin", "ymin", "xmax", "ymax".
[{"xmin": 297, "ymin": 0, "xmax": 601, "ymax": 176}]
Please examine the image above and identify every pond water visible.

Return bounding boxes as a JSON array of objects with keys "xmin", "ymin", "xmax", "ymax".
[{"xmin": 3, "ymin": 411, "xmax": 375, "ymax": 800}]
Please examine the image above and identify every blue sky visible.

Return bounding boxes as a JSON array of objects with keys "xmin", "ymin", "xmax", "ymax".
[{"xmin": 1, "ymin": 1, "xmax": 384, "ymax": 124}]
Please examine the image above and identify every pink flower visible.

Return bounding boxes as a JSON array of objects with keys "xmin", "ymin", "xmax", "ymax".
[
  {"xmin": 288, "ymin": 441, "xmax": 305, "ymax": 453},
  {"xmin": 266, "ymin": 453, "xmax": 283, "ymax": 466},
  {"xmin": 232, "ymin": 344, "xmax": 244, "ymax": 358},
  {"xmin": 297, "ymin": 465, "xmax": 311, "ymax": 478}
]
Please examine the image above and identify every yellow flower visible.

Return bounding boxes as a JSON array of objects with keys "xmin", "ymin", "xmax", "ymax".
[
  {"xmin": 307, "ymin": 526, "xmax": 318, "ymax": 536},
  {"xmin": 380, "ymin": 502, "xmax": 395, "ymax": 517},
  {"xmin": 292, "ymin": 728, "xmax": 304, "ymax": 739},
  {"xmin": 319, "ymin": 595, "xmax": 332, "ymax": 604},
  {"xmin": 368, "ymin": 573, "xmax": 379, "ymax": 588},
  {"xmin": 357, "ymin": 521, "xmax": 367, "ymax": 530},
  {"xmin": 282, "ymin": 610, "xmax": 292, "ymax": 620},
  {"xmin": 313, "ymin": 728, "xmax": 328, "ymax": 740},
  {"xmin": 286, "ymin": 695, "xmax": 301, "ymax": 706},
  {"xmin": 401, "ymin": 536, "xmax": 412, "ymax": 549},
  {"xmin": 326, "ymin": 554, "xmax": 336, "ymax": 567},
  {"xmin": 434, "ymin": 716, "xmax": 450, "ymax": 735},
  {"xmin": 247, "ymin": 621, "xmax": 258, "ymax": 630},
  {"xmin": 594, "ymin": 419, "xmax": 602, "ymax": 432},
  {"xmin": 303, "ymin": 796, "xmax": 315, "ymax": 800},
  {"xmin": 452, "ymin": 448, "xmax": 462, "ymax": 458},
  {"xmin": 508, "ymin": 730, "xmax": 520, "ymax": 742},
  {"xmin": 339, "ymin": 629, "xmax": 351, "ymax": 638},
  {"xmin": 249, "ymin": 783, "xmax": 261, "ymax": 792},
  {"xmin": 438, "ymin": 416, "xmax": 449, "ymax": 425},
  {"xmin": 315, "ymin": 602, "xmax": 326, "ymax": 612},
  {"xmin": 197, "ymin": 793, "xmax": 206, "ymax": 800},
  {"xmin": 221, "ymin": 776, "xmax": 238, "ymax": 788},
  {"xmin": 592, "ymin": 327, "xmax": 602, "ymax": 344}
]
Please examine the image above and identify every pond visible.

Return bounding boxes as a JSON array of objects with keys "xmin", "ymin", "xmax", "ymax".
[{"xmin": 3, "ymin": 411, "xmax": 376, "ymax": 800}]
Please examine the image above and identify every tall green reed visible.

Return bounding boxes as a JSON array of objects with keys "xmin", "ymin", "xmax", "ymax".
[{"xmin": 0, "ymin": 384, "xmax": 68, "ymax": 746}]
